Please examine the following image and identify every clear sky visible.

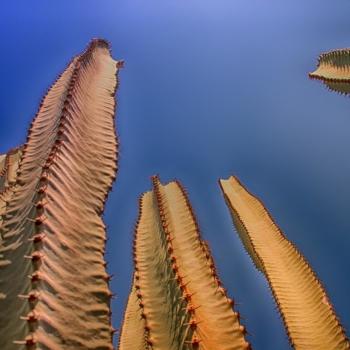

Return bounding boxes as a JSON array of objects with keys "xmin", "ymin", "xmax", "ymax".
[{"xmin": 1, "ymin": 1, "xmax": 350, "ymax": 349}]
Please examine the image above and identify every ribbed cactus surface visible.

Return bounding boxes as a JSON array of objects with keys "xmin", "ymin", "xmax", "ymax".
[
  {"xmin": 309, "ymin": 48, "xmax": 350, "ymax": 94},
  {"xmin": 0, "ymin": 146, "xmax": 23, "ymax": 241},
  {"xmin": 220, "ymin": 175, "xmax": 349, "ymax": 350},
  {"xmin": 0, "ymin": 39, "xmax": 121, "ymax": 349},
  {"xmin": 118, "ymin": 176, "xmax": 251, "ymax": 350}
]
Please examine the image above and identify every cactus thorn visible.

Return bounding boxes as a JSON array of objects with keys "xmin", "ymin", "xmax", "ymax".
[
  {"xmin": 13, "ymin": 334, "xmax": 37, "ymax": 346},
  {"xmin": 20, "ymin": 310, "xmax": 39, "ymax": 323},
  {"xmin": 24, "ymin": 251, "xmax": 44, "ymax": 262},
  {"xmin": 185, "ymin": 335, "xmax": 201, "ymax": 349},
  {"xmin": 27, "ymin": 233, "xmax": 46, "ymax": 243},
  {"xmin": 184, "ymin": 317, "xmax": 203, "ymax": 330}
]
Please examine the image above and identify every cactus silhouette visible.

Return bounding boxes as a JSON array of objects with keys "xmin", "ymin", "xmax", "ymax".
[{"xmin": 0, "ymin": 39, "xmax": 121, "ymax": 349}]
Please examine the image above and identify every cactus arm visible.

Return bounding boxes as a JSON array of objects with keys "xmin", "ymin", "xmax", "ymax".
[
  {"xmin": 309, "ymin": 49, "xmax": 350, "ymax": 94},
  {"xmin": 161, "ymin": 179, "xmax": 250, "ymax": 350},
  {"xmin": 0, "ymin": 56, "xmax": 79, "ymax": 349},
  {"xmin": 0, "ymin": 39, "xmax": 119, "ymax": 349},
  {"xmin": 117, "ymin": 274, "xmax": 146, "ymax": 350},
  {"xmin": 129, "ymin": 190, "xmax": 188, "ymax": 349},
  {"xmin": 120, "ymin": 176, "xmax": 251, "ymax": 350},
  {"xmin": 219, "ymin": 175, "xmax": 349, "ymax": 350}
]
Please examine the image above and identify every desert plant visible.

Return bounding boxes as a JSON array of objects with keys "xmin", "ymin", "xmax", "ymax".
[
  {"xmin": 309, "ymin": 48, "xmax": 350, "ymax": 94},
  {"xmin": 118, "ymin": 175, "xmax": 251, "ymax": 350},
  {"xmin": 0, "ymin": 38, "xmax": 122, "ymax": 349},
  {"xmin": 1, "ymin": 38, "xmax": 349, "ymax": 350},
  {"xmin": 219, "ymin": 175, "xmax": 349, "ymax": 350}
]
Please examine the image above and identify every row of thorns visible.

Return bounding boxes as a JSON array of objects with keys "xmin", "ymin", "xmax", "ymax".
[{"xmin": 129, "ymin": 175, "xmax": 252, "ymax": 349}]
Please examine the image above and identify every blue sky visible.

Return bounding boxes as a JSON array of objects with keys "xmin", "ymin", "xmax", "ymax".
[{"xmin": 1, "ymin": 1, "xmax": 350, "ymax": 348}]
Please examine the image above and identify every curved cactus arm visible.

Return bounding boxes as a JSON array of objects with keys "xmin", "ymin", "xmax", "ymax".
[
  {"xmin": 119, "ymin": 175, "xmax": 251, "ymax": 350},
  {"xmin": 309, "ymin": 49, "xmax": 350, "ymax": 94},
  {"xmin": 0, "ymin": 39, "xmax": 120, "ymax": 349},
  {"xmin": 219, "ymin": 175, "xmax": 349, "ymax": 350}
]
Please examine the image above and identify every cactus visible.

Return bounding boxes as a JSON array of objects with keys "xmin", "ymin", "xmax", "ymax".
[
  {"xmin": 309, "ymin": 48, "xmax": 350, "ymax": 94},
  {"xmin": 1, "ymin": 37, "xmax": 349, "ymax": 349},
  {"xmin": 118, "ymin": 175, "xmax": 251, "ymax": 350},
  {"xmin": 0, "ymin": 38, "xmax": 122, "ymax": 349},
  {"xmin": 219, "ymin": 175, "xmax": 349, "ymax": 350}
]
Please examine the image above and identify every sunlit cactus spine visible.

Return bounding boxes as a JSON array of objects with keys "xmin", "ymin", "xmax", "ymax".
[
  {"xmin": 118, "ymin": 175, "xmax": 252, "ymax": 350},
  {"xmin": 0, "ymin": 39, "xmax": 122, "ymax": 349}
]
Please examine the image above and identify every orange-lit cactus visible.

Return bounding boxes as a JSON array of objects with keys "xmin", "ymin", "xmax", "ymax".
[
  {"xmin": 0, "ymin": 39, "xmax": 121, "ymax": 349},
  {"xmin": 219, "ymin": 175, "xmax": 349, "ymax": 350},
  {"xmin": 118, "ymin": 176, "xmax": 251, "ymax": 350},
  {"xmin": 309, "ymin": 48, "xmax": 350, "ymax": 95}
]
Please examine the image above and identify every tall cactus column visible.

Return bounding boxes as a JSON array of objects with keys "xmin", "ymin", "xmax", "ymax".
[
  {"xmin": 219, "ymin": 175, "xmax": 349, "ymax": 350},
  {"xmin": 119, "ymin": 176, "xmax": 251, "ymax": 350},
  {"xmin": 0, "ymin": 39, "xmax": 121, "ymax": 349}
]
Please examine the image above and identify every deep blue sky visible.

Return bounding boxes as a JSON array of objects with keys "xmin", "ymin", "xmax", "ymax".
[{"xmin": 1, "ymin": 1, "xmax": 350, "ymax": 349}]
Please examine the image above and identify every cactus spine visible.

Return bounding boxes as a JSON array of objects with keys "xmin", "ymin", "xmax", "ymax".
[
  {"xmin": 0, "ymin": 39, "xmax": 121, "ymax": 349},
  {"xmin": 118, "ymin": 175, "xmax": 251, "ymax": 350},
  {"xmin": 219, "ymin": 175, "xmax": 349, "ymax": 350}
]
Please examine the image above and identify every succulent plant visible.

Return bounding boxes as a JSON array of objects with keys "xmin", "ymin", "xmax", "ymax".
[
  {"xmin": 0, "ymin": 38, "xmax": 122, "ymax": 349},
  {"xmin": 309, "ymin": 48, "xmax": 350, "ymax": 95},
  {"xmin": 219, "ymin": 175, "xmax": 349, "ymax": 350},
  {"xmin": 1, "ymin": 38, "xmax": 349, "ymax": 350}
]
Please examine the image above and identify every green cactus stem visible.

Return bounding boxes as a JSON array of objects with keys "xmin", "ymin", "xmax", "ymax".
[
  {"xmin": 309, "ymin": 48, "xmax": 350, "ymax": 94},
  {"xmin": 119, "ymin": 176, "xmax": 251, "ymax": 350},
  {"xmin": 0, "ymin": 39, "xmax": 121, "ymax": 349},
  {"xmin": 219, "ymin": 175, "xmax": 349, "ymax": 350}
]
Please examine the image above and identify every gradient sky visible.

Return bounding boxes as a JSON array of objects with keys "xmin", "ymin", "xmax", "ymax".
[{"xmin": 1, "ymin": 1, "xmax": 350, "ymax": 349}]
